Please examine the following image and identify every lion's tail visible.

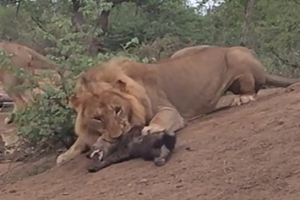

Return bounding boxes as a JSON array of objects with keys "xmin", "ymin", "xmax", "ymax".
[{"xmin": 265, "ymin": 74, "xmax": 300, "ymax": 87}]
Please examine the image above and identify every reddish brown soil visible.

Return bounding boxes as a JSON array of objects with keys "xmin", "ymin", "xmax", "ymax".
[{"xmin": 1, "ymin": 86, "xmax": 300, "ymax": 200}]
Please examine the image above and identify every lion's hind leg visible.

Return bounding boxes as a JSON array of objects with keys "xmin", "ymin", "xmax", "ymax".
[
  {"xmin": 3, "ymin": 79, "xmax": 31, "ymax": 124},
  {"xmin": 231, "ymin": 94, "xmax": 256, "ymax": 106},
  {"xmin": 1, "ymin": 93, "xmax": 22, "ymax": 151},
  {"xmin": 229, "ymin": 74, "xmax": 258, "ymax": 107},
  {"xmin": 4, "ymin": 92, "xmax": 26, "ymax": 124}
]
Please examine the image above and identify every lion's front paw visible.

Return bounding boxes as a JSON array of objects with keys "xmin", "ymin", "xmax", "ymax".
[
  {"xmin": 231, "ymin": 95, "xmax": 255, "ymax": 106},
  {"xmin": 142, "ymin": 125, "xmax": 165, "ymax": 136},
  {"xmin": 154, "ymin": 157, "xmax": 166, "ymax": 167},
  {"xmin": 56, "ymin": 153, "xmax": 71, "ymax": 165}
]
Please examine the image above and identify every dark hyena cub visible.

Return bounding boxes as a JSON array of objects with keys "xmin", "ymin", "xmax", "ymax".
[{"xmin": 86, "ymin": 125, "xmax": 177, "ymax": 173}]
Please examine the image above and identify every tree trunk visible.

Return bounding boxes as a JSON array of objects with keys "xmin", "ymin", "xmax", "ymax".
[
  {"xmin": 71, "ymin": 0, "xmax": 85, "ymax": 32},
  {"xmin": 241, "ymin": 0, "xmax": 256, "ymax": 46},
  {"xmin": 70, "ymin": 0, "xmax": 147, "ymax": 54}
]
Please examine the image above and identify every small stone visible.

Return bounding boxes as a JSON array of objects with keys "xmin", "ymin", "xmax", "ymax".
[
  {"xmin": 140, "ymin": 178, "xmax": 148, "ymax": 183},
  {"xmin": 185, "ymin": 147, "xmax": 192, "ymax": 151},
  {"xmin": 277, "ymin": 120, "xmax": 284, "ymax": 125},
  {"xmin": 9, "ymin": 189, "xmax": 17, "ymax": 193}
]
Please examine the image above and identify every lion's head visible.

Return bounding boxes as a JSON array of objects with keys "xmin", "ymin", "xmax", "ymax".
[
  {"xmin": 70, "ymin": 67, "xmax": 153, "ymax": 159},
  {"xmin": 72, "ymin": 90, "xmax": 133, "ymax": 157}
]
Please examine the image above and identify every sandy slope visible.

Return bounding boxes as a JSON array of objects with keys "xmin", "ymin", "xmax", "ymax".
[{"xmin": 1, "ymin": 86, "xmax": 300, "ymax": 200}]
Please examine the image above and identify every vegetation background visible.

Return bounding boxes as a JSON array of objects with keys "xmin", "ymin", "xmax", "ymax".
[{"xmin": 0, "ymin": 0, "xmax": 299, "ymax": 154}]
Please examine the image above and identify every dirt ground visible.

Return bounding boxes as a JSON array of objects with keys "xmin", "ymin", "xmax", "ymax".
[{"xmin": 1, "ymin": 85, "xmax": 300, "ymax": 200}]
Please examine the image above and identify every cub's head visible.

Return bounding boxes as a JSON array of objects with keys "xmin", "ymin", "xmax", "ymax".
[{"xmin": 70, "ymin": 81, "xmax": 148, "ymax": 160}]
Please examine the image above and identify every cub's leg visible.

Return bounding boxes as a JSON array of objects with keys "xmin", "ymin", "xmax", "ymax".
[{"xmin": 230, "ymin": 74, "xmax": 258, "ymax": 106}]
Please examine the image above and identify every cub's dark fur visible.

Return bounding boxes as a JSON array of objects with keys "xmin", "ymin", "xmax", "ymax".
[{"xmin": 87, "ymin": 125, "xmax": 176, "ymax": 173}]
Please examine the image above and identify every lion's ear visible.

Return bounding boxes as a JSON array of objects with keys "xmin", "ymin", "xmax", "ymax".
[
  {"xmin": 69, "ymin": 92, "xmax": 94, "ymax": 112},
  {"xmin": 113, "ymin": 79, "xmax": 127, "ymax": 92},
  {"xmin": 79, "ymin": 76, "xmax": 95, "ymax": 93},
  {"xmin": 69, "ymin": 95, "xmax": 81, "ymax": 111}
]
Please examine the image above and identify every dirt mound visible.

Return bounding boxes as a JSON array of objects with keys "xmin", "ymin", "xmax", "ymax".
[{"xmin": 1, "ymin": 86, "xmax": 300, "ymax": 200}]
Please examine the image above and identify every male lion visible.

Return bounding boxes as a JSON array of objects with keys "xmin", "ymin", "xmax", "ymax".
[
  {"xmin": 57, "ymin": 45, "xmax": 300, "ymax": 165},
  {"xmin": 86, "ymin": 125, "xmax": 176, "ymax": 173}
]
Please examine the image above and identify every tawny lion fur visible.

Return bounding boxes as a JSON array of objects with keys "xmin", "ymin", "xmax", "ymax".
[
  {"xmin": 170, "ymin": 45, "xmax": 211, "ymax": 59},
  {"xmin": 57, "ymin": 45, "xmax": 300, "ymax": 165},
  {"xmin": 0, "ymin": 42, "xmax": 62, "ymax": 146}
]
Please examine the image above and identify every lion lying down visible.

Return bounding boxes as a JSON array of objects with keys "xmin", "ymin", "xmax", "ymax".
[
  {"xmin": 87, "ymin": 125, "xmax": 176, "ymax": 173},
  {"xmin": 57, "ymin": 45, "xmax": 300, "ymax": 165}
]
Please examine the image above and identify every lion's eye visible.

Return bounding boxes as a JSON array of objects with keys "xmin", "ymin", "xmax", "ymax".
[{"xmin": 114, "ymin": 106, "xmax": 122, "ymax": 116}]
